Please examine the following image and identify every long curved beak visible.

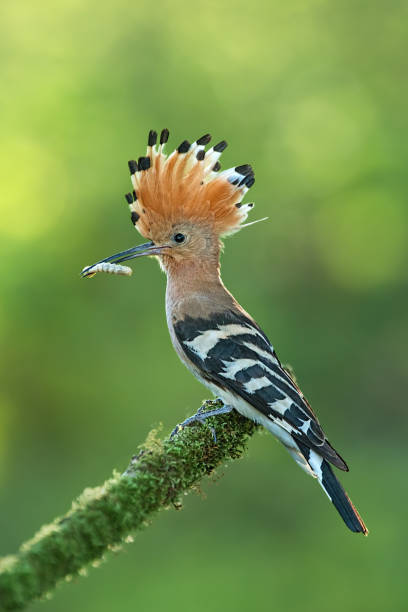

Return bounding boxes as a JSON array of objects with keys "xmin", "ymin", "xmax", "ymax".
[{"xmin": 81, "ymin": 241, "xmax": 165, "ymax": 278}]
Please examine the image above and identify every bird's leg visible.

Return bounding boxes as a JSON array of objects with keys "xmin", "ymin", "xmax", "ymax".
[
  {"xmin": 195, "ymin": 398, "xmax": 225, "ymax": 415},
  {"xmin": 170, "ymin": 400, "xmax": 234, "ymax": 442}
]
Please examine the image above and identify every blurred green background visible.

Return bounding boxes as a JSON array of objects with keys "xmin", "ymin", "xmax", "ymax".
[{"xmin": 1, "ymin": 0, "xmax": 407, "ymax": 610}]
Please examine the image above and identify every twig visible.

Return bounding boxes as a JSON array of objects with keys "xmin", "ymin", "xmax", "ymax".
[{"xmin": 0, "ymin": 400, "xmax": 257, "ymax": 610}]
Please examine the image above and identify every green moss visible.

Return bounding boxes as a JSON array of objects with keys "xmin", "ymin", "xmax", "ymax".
[{"xmin": 0, "ymin": 400, "xmax": 256, "ymax": 611}]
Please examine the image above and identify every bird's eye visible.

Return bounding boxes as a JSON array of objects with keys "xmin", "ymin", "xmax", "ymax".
[{"xmin": 173, "ymin": 233, "xmax": 186, "ymax": 244}]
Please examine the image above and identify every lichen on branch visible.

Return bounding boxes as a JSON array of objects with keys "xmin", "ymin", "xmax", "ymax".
[{"xmin": 0, "ymin": 400, "xmax": 257, "ymax": 611}]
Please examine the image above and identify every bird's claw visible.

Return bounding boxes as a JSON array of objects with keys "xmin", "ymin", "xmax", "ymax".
[{"xmin": 170, "ymin": 403, "xmax": 233, "ymax": 443}]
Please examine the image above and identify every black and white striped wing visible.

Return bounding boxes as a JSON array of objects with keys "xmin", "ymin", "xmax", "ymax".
[{"xmin": 174, "ymin": 310, "xmax": 347, "ymax": 471}]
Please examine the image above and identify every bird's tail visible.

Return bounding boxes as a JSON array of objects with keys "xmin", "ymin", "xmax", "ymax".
[{"xmin": 297, "ymin": 442, "xmax": 368, "ymax": 535}]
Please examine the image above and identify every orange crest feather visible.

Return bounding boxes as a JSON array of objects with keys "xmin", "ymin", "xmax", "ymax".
[{"xmin": 125, "ymin": 130, "xmax": 255, "ymax": 239}]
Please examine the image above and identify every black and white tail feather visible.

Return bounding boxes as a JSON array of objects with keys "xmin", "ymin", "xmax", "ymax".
[
  {"xmin": 296, "ymin": 441, "xmax": 367, "ymax": 534},
  {"xmin": 174, "ymin": 309, "xmax": 368, "ymax": 535}
]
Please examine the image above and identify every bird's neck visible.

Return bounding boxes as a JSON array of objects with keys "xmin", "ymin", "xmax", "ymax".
[
  {"xmin": 165, "ymin": 258, "xmax": 238, "ymax": 320},
  {"xmin": 166, "ymin": 257, "xmax": 222, "ymax": 299}
]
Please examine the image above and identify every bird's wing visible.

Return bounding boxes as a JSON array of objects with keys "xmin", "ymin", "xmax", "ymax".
[{"xmin": 174, "ymin": 309, "xmax": 347, "ymax": 471}]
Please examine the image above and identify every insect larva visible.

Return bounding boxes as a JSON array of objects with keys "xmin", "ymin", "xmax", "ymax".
[{"xmin": 82, "ymin": 262, "xmax": 133, "ymax": 278}]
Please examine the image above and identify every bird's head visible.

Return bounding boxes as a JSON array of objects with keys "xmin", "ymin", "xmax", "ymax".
[{"xmin": 82, "ymin": 129, "xmax": 261, "ymax": 277}]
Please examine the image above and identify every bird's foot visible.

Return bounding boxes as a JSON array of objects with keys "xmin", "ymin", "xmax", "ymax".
[{"xmin": 170, "ymin": 402, "xmax": 233, "ymax": 442}]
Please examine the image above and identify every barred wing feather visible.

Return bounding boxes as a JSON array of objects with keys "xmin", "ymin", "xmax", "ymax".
[{"xmin": 175, "ymin": 310, "xmax": 347, "ymax": 471}]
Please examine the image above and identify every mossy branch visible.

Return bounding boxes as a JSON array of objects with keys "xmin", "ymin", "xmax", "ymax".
[{"xmin": 0, "ymin": 400, "xmax": 257, "ymax": 610}]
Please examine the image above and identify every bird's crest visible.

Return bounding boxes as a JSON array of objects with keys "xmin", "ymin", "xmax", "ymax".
[{"xmin": 124, "ymin": 129, "xmax": 256, "ymax": 239}]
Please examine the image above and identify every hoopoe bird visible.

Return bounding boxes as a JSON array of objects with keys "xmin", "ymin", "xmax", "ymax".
[{"xmin": 82, "ymin": 129, "xmax": 367, "ymax": 535}]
